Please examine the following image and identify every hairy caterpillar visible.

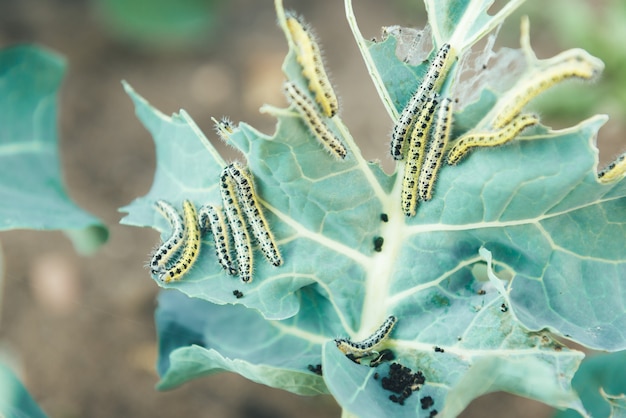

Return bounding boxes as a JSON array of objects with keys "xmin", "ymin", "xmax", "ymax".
[
  {"xmin": 227, "ymin": 162, "xmax": 282, "ymax": 267},
  {"xmin": 283, "ymin": 81, "xmax": 347, "ymax": 159},
  {"xmin": 149, "ymin": 200, "xmax": 185, "ymax": 276},
  {"xmin": 198, "ymin": 204, "xmax": 237, "ymax": 275},
  {"xmin": 401, "ymin": 96, "xmax": 439, "ymax": 217},
  {"xmin": 220, "ymin": 168, "xmax": 253, "ymax": 283},
  {"xmin": 158, "ymin": 200, "xmax": 201, "ymax": 283},
  {"xmin": 446, "ymin": 113, "xmax": 539, "ymax": 165},
  {"xmin": 492, "ymin": 49, "xmax": 602, "ymax": 129},
  {"xmin": 391, "ymin": 43, "xmax": 454, "ymax": 160},
  {"xmin": 335, "ymin": 315, "xmax": 397, "ymax": 357},
  {"xmin": 418, "ymin": 97, "xmax": 454, "ymax": 201},
  {"xmin": 213, "ymin": 116, "xmax": 235, "ymax": 142},
  {"xmin": 598, "ymin": 152, "xmax": 626, "ymax": 183},
  {"xmin": 285, "ymin": 12, "xmax": 339, "ymax": 118}
]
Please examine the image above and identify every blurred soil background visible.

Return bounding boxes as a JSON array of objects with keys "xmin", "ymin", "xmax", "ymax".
[{"xmin": 0, "ymin": 0, "xmax": 624, "ymax": 417}]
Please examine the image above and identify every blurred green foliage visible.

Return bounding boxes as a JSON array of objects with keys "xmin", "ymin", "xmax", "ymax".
[
  {"xmin": 521, "ymin": 0, "xmax": 626, "ymax": 123},
  {"xmin": 93, "ymin": 0, "xmax": 223, "ymax": 48},
  {"xmin": 0, "ymin": 45, "xmax": 108, "ymax": 253}
]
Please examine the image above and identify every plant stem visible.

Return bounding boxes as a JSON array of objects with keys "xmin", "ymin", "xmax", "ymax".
[{"xmin": 341, "ymin": 409, "xmax": 359, "ymax": 418}]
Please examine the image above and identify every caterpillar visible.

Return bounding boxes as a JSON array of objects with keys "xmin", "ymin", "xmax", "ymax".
[
  {"xmin": 283, "ymin": 81, "xmax": 347, "ymax": 159},
  {"xmin": 226, "ymin": 162, "xmax": 282, "ymax": 267},
  {"xmin": 149, "ymin": 200, "xmax": 185, "ymax": 276},
  {"xmin": 391, "ymin": 43, "xmax": 454, "ymax": 160},
  {"xmin": 598, "ymin": 152, "xmax": 626, "ymax": 183},
  {"xmin": 198, "ymin": 204, "xmax": 237, "ymax": 275},
  {"xmin": 158, "ymin": 200, "xmax": 201, "ymax": 283},
  {"xmin": 285, "ymin": 12, "xmax": 339, "ymax": 118},
  {"xmin": 335, "ymin": 315, "xmax": 397, "ymax": 357},
  {"xmin": 418, "ymin": 97, "xmax": 454, "ymax": 201},
  {"xmin": 492, "ymin": 49, "xmax": 602, "ymax": 129},
  {"xmin": 220, "ymin": 168, "xmax": 253, "ymax": 283},
  {"xmin": 401, "ymin": 96, "xmax": 439, "ymax": 217},
  {"xmin": 446, "ymin": 113, "xmax": 539, "ymax": 165},
  {"xmin": 214, "ymin": 116, "xmax": 235, "ymax": 142}
]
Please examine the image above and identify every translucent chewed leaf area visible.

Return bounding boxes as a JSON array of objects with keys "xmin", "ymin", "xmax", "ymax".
[{"xmin": 120, "ymin": 0, "xmax": 626, "ymax": 416}]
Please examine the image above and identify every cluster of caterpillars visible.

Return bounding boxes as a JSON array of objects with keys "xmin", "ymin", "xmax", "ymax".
[
  {"xmin": 146, "ymin": 12, "xmax": 349, "ymax": 285},
  {"xmin": 282, "ymin": 12, "xmax": 348, "ymax": 160},
  {"xmin": 394, "ymin": 42, "xmax": 621, "ymax": 217},
  {"xmin": 148, "ymin": 16, "xmax": 625, "ymax": 292},
  {"xmin": 149, "ymin": 161, "xmax": 282, "ymax": 284},
  {"xmin": 392, "ymin": 43, "xmax": 459, "ymax": 217}
]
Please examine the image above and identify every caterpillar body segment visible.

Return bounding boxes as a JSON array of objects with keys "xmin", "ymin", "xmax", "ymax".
[
  {"xmin": 150, "ymin": 200, "xmax": 185, "ymax": 276},
  {"xmin": 220, "ymin": 170, "xmax": 253, "ymax": 283},
  {"xmin": 447, "ymin": 113, "xmax": 539, "ymax": 165},
  {"xmin": 391, "ymin": 43, "xmax": 454, "ymax": 160},
  {"xmin": 401, "ymin": 96, "xmax": 439, "ymax": 216},
  {"xmin": 198, "ymin": 204, "xmax": 237, "ymax": 275},
  {"xmin": 285, "ymin": 12, "xmax": 339, "ymax": 118},
  {"xmin": 226, "ymin": 162, "xmax": 283, "ymax": 267},
  {"xmin": 418, "ymin": 97, "xmax": 454, "ymax": 201},
  {"xmin": 335, "ymin": 316, "xmax": 397, "ymax": 357},
  {"xmin": 598, "ymin": 152, "xmax": 626, "ymax": 183},
  {"xmin": 283, "ymin": 81, "xmax": 347, "ymax": 159},
  {"xmin": 493, "ymin": 49, "xmax": 603, "ymax": 129},
  {"xmin": 158, "ymin": 200, "xmax": 201, "ymax": 283}
]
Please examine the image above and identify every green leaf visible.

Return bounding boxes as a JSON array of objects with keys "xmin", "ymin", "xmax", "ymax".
[
  {"xmin": 324, "ymin": 337, "xmax": 582, "ymax": 418},
  {"xmin": 123, "ymin": 0, "xmax": 626, "ymax": 415},
  {"xmin": 359, "ymin": 3, "xmax": 623, "ymax": 352},
  {"xmin": 0, "ymin": 45, "xmax": 108, "ymax": 254},
  {"xmin": 553, "ymin": 351, "xmax": 626, "ymax": 418},
  {"xmin": 604, "ymin": 393, "xmax": 626, "ymax": 418},
  {"xmin": 0, "ymin": 363, "xmax": 48, "ymax": 418},
  {"xmin": 120, "ymin": 80, "xmax": 393, "ymax": 320},
  {"xmin": 155, "ymin": 289, "xmax": 330, "ymax": 395}
]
